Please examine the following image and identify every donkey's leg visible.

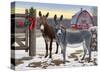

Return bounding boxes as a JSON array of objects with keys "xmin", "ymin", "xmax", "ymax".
[
  {"xmin": 81, "ymin": 41, "xmax": 87, "ymax": 60},
  {"xmin": 85, "ymin": 38, "xmax": 91, "ymax": 62},
  {"xmin": 55, "ymin": 42, "xmax": 59, "ymax": 54},
  {"xmin": 86, "ymin": 39, "xmax": 91, "ymax": 62},
  {"xmin": 45, "ymin": 40, "xmax": 48, "ymax": 58},
  {"xmin": 62, "ymin": 46, "xmax": 66, "ymax": 64},
  {"xmin": 49, "ymin": 39, "xmax": 53, "ymax": 58}
]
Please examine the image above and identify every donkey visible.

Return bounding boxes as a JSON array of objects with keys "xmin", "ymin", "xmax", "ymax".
[
  {"xmin": 38, "ymin": 11, "xmax": 59, "ymax": 58},
  {"xmin": 54, "ymin": 14, "xmax": 92, "ymax": 64}
]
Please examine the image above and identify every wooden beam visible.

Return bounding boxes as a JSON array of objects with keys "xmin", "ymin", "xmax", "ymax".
[
  {"xmin": 11, "ymin": 46, "xmax": 27, "ymax": 50},
  {"xmin": 25, "ymin": 28, "xmax": 29, "ymax": 52},
  {"xmin": 29, "ymin": 28, "xmax": 36, "ymax": 56},
  {"xmin": 15, "ymin": 38, "xmax": 25, "ymax": 41},
  {"xmin": 15, "ymin": 39, "xmax": 25, "ymax": 47}
]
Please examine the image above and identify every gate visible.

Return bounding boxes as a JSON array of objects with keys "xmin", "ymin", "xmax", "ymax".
[
  {"xmin": 11, "ymin": 7, "xmax": 36, "ymax": 56},
  {"xmin": 11, "ymin": 14, "xmax": 29, "ymax": 52}
]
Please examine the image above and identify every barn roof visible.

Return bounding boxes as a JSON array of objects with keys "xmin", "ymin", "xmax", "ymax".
[
  {"xmin": 71, "ymin": 10, "xmax": 93, "ymax": 25},
  {"xmin": 71, "ymin": 11, "xmax": 81, "ymax": 24}
]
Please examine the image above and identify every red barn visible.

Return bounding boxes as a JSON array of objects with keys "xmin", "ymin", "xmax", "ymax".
[{"xmin": 71, "ymin": 9, "xmax": 94, "ymax": 30}]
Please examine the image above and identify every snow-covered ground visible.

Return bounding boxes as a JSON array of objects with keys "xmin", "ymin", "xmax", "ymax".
[{"xmin": 12, "ymin": 37, "xmax": 97, "ymax": 70}]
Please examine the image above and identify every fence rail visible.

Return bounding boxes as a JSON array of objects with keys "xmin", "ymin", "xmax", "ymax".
[{"xmin": 11, "ymin": 27, "xmax": 29, "ymax": 52}]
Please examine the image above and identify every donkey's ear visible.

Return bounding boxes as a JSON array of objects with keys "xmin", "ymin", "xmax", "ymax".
[
  {"xmin": 54, "ymin": 14, "xmax": 57, "ymax": 21},
  {"xmin": 46, "ymin": 12, "xmax": 49, "ymax": 17},
  {"xmin": 39, "ymin": 11, "xmax": 42, "ymax": 17},
  {"xmin": 60, "ymin": 15, "xmax": 63, "ymax": 21}
]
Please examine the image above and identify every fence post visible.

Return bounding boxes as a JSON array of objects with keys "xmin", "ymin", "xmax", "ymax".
[
  {"xmin": 28, "ymin": 8, "xmax": 36, "ymax": 56},
  {"xmin": 25, "ymin": 27, "xmax": 29, "ymax": 52},
  {"xmin": 29, "ymin": 27, "xmax": 36, "ymax": 56}
]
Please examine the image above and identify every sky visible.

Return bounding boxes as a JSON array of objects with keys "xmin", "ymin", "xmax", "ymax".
[{"xmin": 11, "ymin": 1, "xmax": 97, "ymax": 19}]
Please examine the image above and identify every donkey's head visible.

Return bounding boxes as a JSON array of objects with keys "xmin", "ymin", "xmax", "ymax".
[
  {"xmin": 54, "ymin": 14, "xmax": 65, "ymax": 36},
  {"xmin": 38, "ymin": 11, "xmax": 49, "ymax": 31},
  {"xmin": 54, "ymin": 14, "xmax": 66, "ymax": 50}
]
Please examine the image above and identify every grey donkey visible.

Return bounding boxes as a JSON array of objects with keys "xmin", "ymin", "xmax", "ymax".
[{"xmin": 54, "ymin": 14, "xmax": 92, "ymax": 64}]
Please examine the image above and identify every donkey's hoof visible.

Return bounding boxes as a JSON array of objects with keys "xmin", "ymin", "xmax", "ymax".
[
  {"xmin": 49, "ymin": 56, "xmax": 52, "ymax": 58},
  {"xmin": 63, "ymin": 61, "xmax": 66, "ymax": 64},
  {"xmin": 88, "ymin": 58, "xmax": 91, "ymax": 63},
  {"xmin": 45, "ymin": 55, "xmax": 48, "ymax": 58},
  {"xmin": 55, "ymin": 51, "xmax": 58, "ymax": 54},
  {"xmin": 66, "ymin": 60, "xmax": 70, "ymax": 63},
  {"xmin": 79, "ymin": 60, "xmax": 84, "ymax": 63},
  {"xmin": 81, "ymin": 58, "xmax": 84, "ymax": 61}
]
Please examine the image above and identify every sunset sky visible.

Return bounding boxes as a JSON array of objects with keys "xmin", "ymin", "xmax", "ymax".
[{"xmin": 11, "ymin": 1, "xmax": 96, "ymax": 19}]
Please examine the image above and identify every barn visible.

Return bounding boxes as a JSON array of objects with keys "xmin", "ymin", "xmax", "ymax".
[{"xmin": 71, "ymin": 9, "xmax": 94, "ymax": 29}]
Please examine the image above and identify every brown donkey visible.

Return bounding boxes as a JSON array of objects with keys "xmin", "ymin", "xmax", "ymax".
[{"xmin": 38, "ymin": 11, "xmax": 59, "ymax": 58}]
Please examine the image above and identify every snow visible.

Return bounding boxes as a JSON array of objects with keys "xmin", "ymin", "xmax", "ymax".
[
  {"xmin": 36, "ymin": 37, "xmax": 59, "ymax": 54},
  {"xmin": 13, "ymin": 36, "xmax": 97, "ymax": 70}
]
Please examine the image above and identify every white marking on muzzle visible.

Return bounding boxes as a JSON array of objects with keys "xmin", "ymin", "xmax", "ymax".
[
  {"xmin": 57, "ymin": 30, "xmax": 62, "ymax": 35},
  {"xmin": 40, "ymin": 24, "xmax": 44, "ymax": 31}
]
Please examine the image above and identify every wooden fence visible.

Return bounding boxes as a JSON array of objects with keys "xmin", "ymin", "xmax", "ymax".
[
  {"xmin": 11, "ymin": 27, "xmax": 29, "ymax": 52},
  {"xmin": 11, "ymin": 13, "xmax": 36, "ymax": 56},
  {"xmin": 11, "ymin": 14, "xmax": 29, "ymax": 52}
]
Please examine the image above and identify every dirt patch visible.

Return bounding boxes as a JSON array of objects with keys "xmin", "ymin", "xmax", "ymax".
[
  {"xmin": 68, "ymin": 53, "xmax": 80, "ymax": 61},
  {"xmin": 21, "ymin": 57, "xmax": 33, "ymax": 60},
  {"xmin": 69, "ymin": 53, "xmax": 78, "ymax": 58},
  {"xmin": 37, "ymin": 54, "xmax": 44, "ymax": 57},
  {"xmin": 37, "ymin": 54, "xmax": 44, "ymax": 58},
  {"xmin": 76, "ymin": 50, "xmax": 83, "ymax": 53},
  {"xmin": 28, "ymin": 62, "xmax": 41, "ymax": 68},
  {"xmin": 74, "ymin": 58, "xmax": 78, "ymax": 61},
  {"xmin": 93, "ymin": 58, "xmax": 97, "ymax": 65},
  {"xmin": 11, "ymin": 58, "xmax": 24, "ymax": 66},
  {"xmin": 52, "ymin": 60, "xmax": 63, "ymax": 66},
  {"xmin": 28, "ymin": 59, "xmax": 64, "ymax": 69},
  {"xmin": 78, "ymin": 57, "xmax": 97, "ymax": 66},
  {"xmin": 15, "ymin": 59, "xmax": 24, "ymax": 66},
  {"xmin": 12, "ymin": 57, "xmax": 32, "ymax": 66},
  {"xmin": 26, "ymin": 52, "xmax": 97, "ymax": 68}
]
